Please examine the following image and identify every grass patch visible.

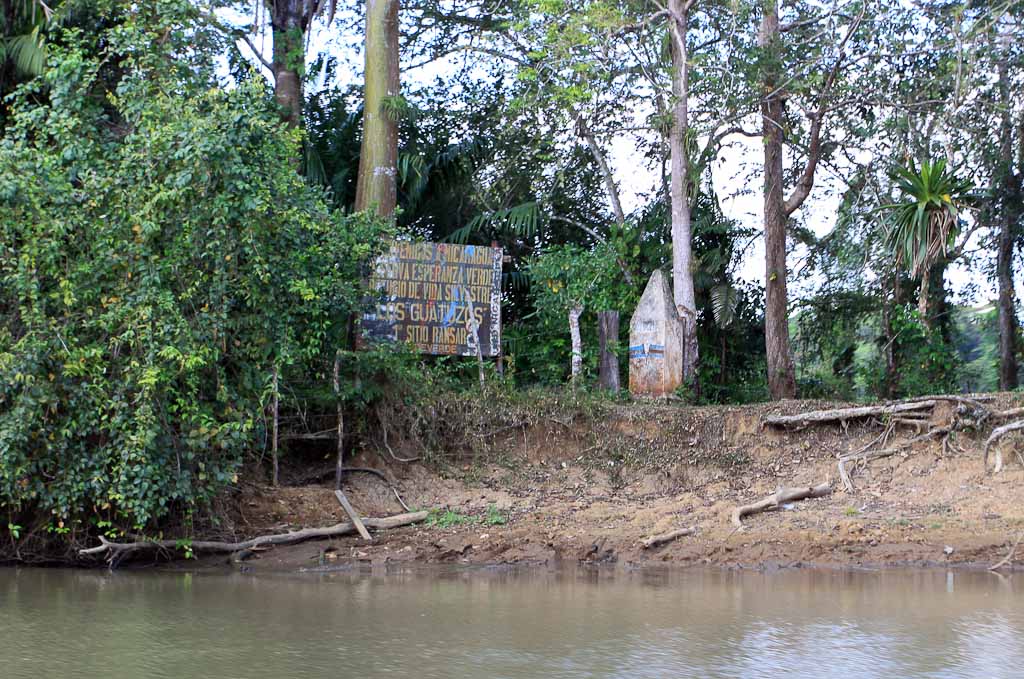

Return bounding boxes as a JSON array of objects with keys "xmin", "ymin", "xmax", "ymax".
[{"xmin": 426, "ymin": 509, "xmax": 474, "ymax": 528}]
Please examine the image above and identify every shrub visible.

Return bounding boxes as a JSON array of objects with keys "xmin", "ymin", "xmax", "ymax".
[{"xmin": 0, "ymin": 5, "xmax": 384, "ymax": 537}]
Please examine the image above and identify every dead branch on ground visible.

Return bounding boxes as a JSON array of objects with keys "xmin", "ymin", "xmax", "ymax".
[
  {"xmin": 989, "ymin": 531, "xmax": 1024, "ymax": 571},
  {"xmin": 334, "ymin": 490, "xmax": 372, "ymax": 541},
  {"xmin": 731, "ymin": 483, "xmax": 832, "ymax": 528},
  {"xmin": 79, "ymin": 511, "xmax": 429, "ymax": 566},
  {"xmin": 641, "ymin": 526, "xmax": 697, "ymax": 549},
  {"xmin": 763, "ymin": 402, "xmax": 935, "ymax": 428}
]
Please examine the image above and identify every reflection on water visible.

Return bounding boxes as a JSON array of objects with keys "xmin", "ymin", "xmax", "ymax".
[{"xmin": 1, "ymin": 566, "xmax": 1022, "ymax": 678}]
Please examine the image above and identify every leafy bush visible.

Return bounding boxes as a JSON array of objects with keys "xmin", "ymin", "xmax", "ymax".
[
  {"xmin": 523, "ymin": 242, "xmax": 637, "ymax": 384},
  {"xmin": 0, "ymin": 5, "xmax": 384, "ymax": 536}
]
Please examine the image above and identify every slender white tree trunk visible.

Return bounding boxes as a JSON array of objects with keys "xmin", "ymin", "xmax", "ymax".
[
  {"xmin": 569, "ymin": 305, "xmax": 584, "ymax": 384},
  {"xmin": 667, "ymin": 0, "xmax": 699, "ymax": 384}
]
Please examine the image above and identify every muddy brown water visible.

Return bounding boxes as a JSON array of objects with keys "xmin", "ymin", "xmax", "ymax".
[{"xmin": 1, "ymin": 566, "xmax": 1022, "ymax": 678}]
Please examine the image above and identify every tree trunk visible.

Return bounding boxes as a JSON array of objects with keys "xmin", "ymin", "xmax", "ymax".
[
  {"xmin": 569, "ymin": 305, "xmax": 583, "ymax": 384},
  {"xmin": 355, "ymin": 0, "xmax": 400, "ymax": 217},
  {"xmin": 881, "ymin": 283, "xmax": 898, "ymax": 398},
  {"xmin": 271, "ymin": 366, "xmax": 280, "ymax": 486},
  {"xmin": 760, "ymin": 1, "xmax": 797, "ymax": 400},
  {"xmin": 598, "ymin": 311, "xmax": 620, "ymax": 392},
  {"xmin": 667, "ymin": 0, "xmax": 699, "ymax": 386},
  {"xmin": 333, "ymin": 351, "xmax": 344, "ymax": 491},
  {"xmin": 996, "ymin": 36, "xmax": 1020, "ymax": 390},
  {"xmin": 270, "ymin": 0, "xmax": 305, "ymax": 127},
  {"xmin": 917, "ymin": 264, "xmax": 930, "ymax": 327}
]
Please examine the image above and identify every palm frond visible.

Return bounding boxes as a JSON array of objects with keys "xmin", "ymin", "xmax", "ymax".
[
  {"xmin": 710, "ymin": 284, "xmax": 738, "ymax": 329},
  {"xmin": 882, "ymin": 159, "xmax": 974, "ymax": 278},
  {"xmin": 503, "ymin": 270, "xmax": 530, "ymax": 291},
  {"xmin": 448, "ymin": 201, "xmax": 540, "ymax": 244},
  {"xmin": 7, "ymin": 25, "xmax": 46, "ymax": 76}
]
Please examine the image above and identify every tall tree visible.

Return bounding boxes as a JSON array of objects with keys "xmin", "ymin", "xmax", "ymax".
[
  {"xmin": 756, "ymin": 0, "xmax": 863, "ymax": 399},
  {"xmin": 218, "ymin": 2, "xmax": 338, "ymax": 127},
  {"xmin": 667, "ymin": 0, "xmax": 699, "ymax": 384},
  {"xmin": 354, "ymin": 0, "xmax": 400, "ymax": 216},
  {"xmin": 993, "ymin": 16, "xmax": 1021, "ymax": 389},
  {"xmin": 268, "ymin": 0, "xmax": 307, "ymax": 126}
]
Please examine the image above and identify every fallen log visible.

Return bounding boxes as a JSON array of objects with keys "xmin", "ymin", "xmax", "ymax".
[
  {"xmin": 763, "ymin": 402, "xmax": 935, "ymax": 428},
  {"xmin": 984, "ymin": 419, "xmax": 1024, "ymax": 473},
  {"xmin": 992, "ymin": 406, "xmax": 1024, "ymax": 421},
  {"xmin": 898, "ymin": 394, "xmax": 995, "ymax": 407},
  {"xmin": 79, "ymin": 511, "xmax": 428, "ymax": 564},
  {"xmin": 641, "ymin": 526, "xmax": 697, "ymax": 549},
  {"xmin": 731, "ymin": 483, "xmax": 832, "ymax": 528}
]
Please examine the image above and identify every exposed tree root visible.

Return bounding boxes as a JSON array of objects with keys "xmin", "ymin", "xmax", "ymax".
[
  {"xmin": 769, "ymin": 395, "xmax": 1017, "ymax": 491},
  {"xmin": 838, "ymin": 426, "xmax": 952, "ymax": 492},
  {"xmin": 289, "ymin": 466, "xmax": 411, "ymax": 512},
  {"xmin": 992, "ymin": 407, "xmax": 1024, "ymax": 421},
  {"xmin": 377, "ymin": 406, "xmax": 420, "ymax": 463},
  {"xmin": 984, "ymin": 419, "xmax": 1024, "ymax": 473},
  {"xmin": 79, "ymin": 511, "xmax": 429, "ymax": 567},
  {"xmin": 731, "ymin": 483, "xmax": 832, "ymax": 528},
  {"xmin": 641, "ymin": 526, "xmax": 697, "ymax": 549}
]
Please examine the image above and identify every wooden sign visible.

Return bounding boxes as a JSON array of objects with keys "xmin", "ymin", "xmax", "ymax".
[{"xmin": 360, "ymin": 242, "xmax": 502, "ymax": 356}]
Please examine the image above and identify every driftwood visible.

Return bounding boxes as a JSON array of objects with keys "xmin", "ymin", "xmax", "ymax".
[
  {"xmin": 984, "ymin": 419, "xmax": 1024, "ymax": 473},
  {"xmin": 334, "ymin": 490, "xmax": 372, "ymax": 541},
  {"xmin": 641, "ymin": 526, "xmax": 696, "ymax": 549},
  {"xmin": 731, "ymin": 483, "xmax": 832, "ymax": 528},
  {"xmin": 79, "ymin": 511, "xmax": 428, "ymax": 564},
  {"xmin": 763, "ymin": 401, "xmax": 935, "ymax": 428},
  {"xmin": 989, "ymin": 531, "xmax": 1024, "ymax": 571}
]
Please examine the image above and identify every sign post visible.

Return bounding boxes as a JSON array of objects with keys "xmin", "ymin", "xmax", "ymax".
[{"xmin": 360, "ymin": 242, "xmax": 503, "ymax": 357}]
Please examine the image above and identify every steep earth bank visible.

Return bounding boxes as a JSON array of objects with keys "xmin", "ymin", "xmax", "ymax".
[{"xmin": 200, "ymin": 394, "xmax": 1024, "ymax": 573}]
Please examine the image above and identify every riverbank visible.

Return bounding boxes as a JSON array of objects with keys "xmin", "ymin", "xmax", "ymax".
[{"xmin": 193, "ymin": 394, "xmax": 1024, "ymax": 573}]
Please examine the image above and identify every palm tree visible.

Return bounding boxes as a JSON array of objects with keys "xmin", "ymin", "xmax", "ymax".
[
  {"xmin": 1, "ymin": 1, "xmax": 55, "ymax": 87},
  {"xmin": 883, "ymin": 159, "xmax": 974, "ymax": 326}
]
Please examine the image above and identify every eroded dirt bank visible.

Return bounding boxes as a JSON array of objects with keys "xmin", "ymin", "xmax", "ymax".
[{"xmin": 208, "ymin": 396, "xmax": 1024, "ymax": 572}]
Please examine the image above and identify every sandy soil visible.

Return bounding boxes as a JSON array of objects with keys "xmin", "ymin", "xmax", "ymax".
[{"xmin": 205, "ymin": 396, "xmax": 1024, "ymax": 573}]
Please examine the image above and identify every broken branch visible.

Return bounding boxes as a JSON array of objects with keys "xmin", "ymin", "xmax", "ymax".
[
  {"xmin": 79, "ymin": 511, "xmax": 428, "ymax": 563},
  {"xmin": 334, "ymin": 489, "xmax": 372, "ymax": 541},
  {"xmin": 989, "ymin": 531, "xmax": 1024, "ymax": 571},
  {"xmin": 731, "ymin": 483, "xmax": 832, "ymax": 528},
  {"xmin": 641, "ymin": 526, "xmax": 697, "ymax": 549}
]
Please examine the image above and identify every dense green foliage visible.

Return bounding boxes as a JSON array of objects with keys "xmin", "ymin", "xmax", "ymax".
[
  {"xmin": 0, "ymin": 4, "xmax": 383, "ymax": 538},
  {"xmin": 1, "ymin": 0, "xmax": 1023, "ymax": 557}
]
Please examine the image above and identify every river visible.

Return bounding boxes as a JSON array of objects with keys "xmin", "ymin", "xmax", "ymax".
[{"xmin": 1, "ymin": 567, "xmax": 1022, "ymax": 678}]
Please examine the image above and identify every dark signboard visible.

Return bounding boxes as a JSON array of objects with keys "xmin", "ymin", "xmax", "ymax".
[{"xmin": 360, "ymin": 242, "xmax": 502, "ymax": 356}]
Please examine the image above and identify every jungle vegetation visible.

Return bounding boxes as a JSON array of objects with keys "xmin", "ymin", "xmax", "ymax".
[{"xmin": 0, "ymin": 0, "xmax": 1022, "ymax": 554}]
